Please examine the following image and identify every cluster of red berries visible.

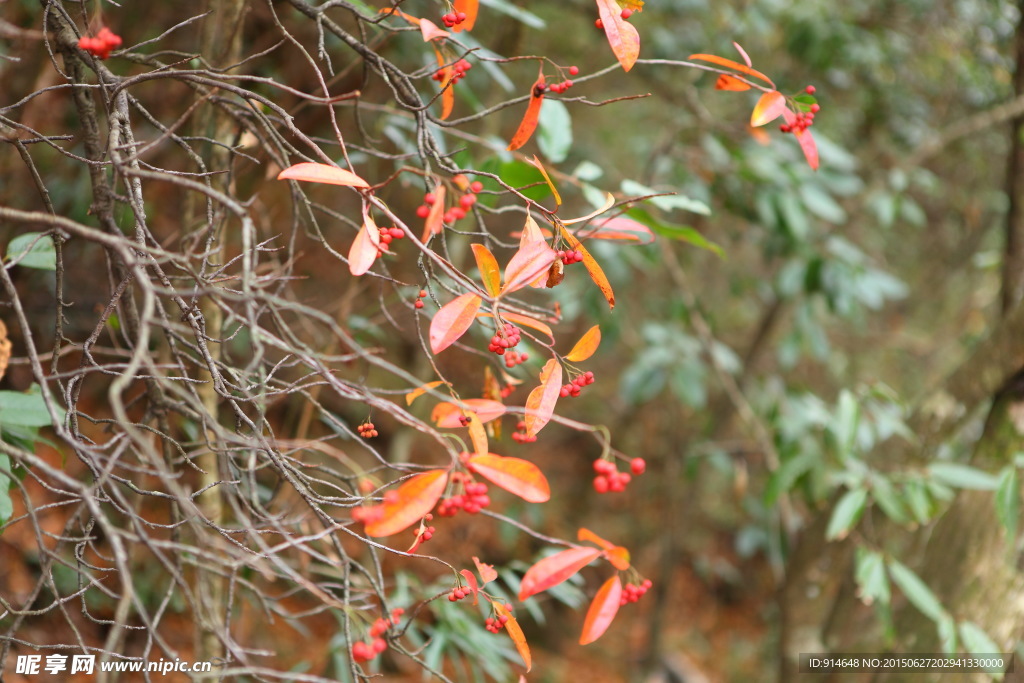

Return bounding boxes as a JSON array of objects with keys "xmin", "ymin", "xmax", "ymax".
[
  {"xmin": 619, "ymin": 579, "xmax": 653, "ymax": 606},
  {"xmin": 357, "ymin": 422, "xmax": 378, "ymax": 438},
  {"xmin": 377, "ymin": 226, "xmax": 405, "ymax": 252},
  {"xmin": 414, "ymin": 289, "xmax": 427, "ymax": 309},
  {"xmin": 488, "ymin": 323, "xmax": 522, "ymax": 355},
  {"xmin": 432, "ymin": 58, "xmax": 473, "ymax": 85},
  {"xmin": 441, "ymin": 10, "xmax": 468, "ymax": 27},
  {"xmin": 437, "ymin": 476, "xmax": 490, "ymax": 516},
  {"xmin": 414, "ymin": 179, "xmax": 484, "ymax": 224},
  {"xmin": 352, "ymin": 609, "xmax": 404, "ymax": 663},
  {"xmin": 415, "ymin": 515, "xmax": 436, "ymax": 543},
  {"xmin": 484, "ymin": 612, "xmax": 511, "ymax": 633},
  {"xmin": 592, "ymin": 457, "xmax": 646, "ymax": 493},
  {"xmin": 448, "ymin": 585, "xmax": 470, "ymax": 602},
  {"xmin": 499, "ymin": 384, "xmax": 515, "ymax": 398},
  {"xmin": 511, "ymin": 420, "xmax": 537, "ymax": 444},
  {"xmin": 780, "ymin": 86, "xmax": 820, "ymax": 134},
  {"xmin": 560, "ymin": 371, "xmax": 595, "ymax": 398},
  {"xmin": 540, "ymin": 79, "xmax": 575, "ymax": 95},
  {"xmin": 78, "ymin": 27, "xmax": 122, "ymax": 60},
  {"xmin": 595, "ymin": 8, "xmax": 634, "ymax": 29},
  {"xmin": 503, "ymin": 350, "xmax": 529, "ymax": 368},
  {"xmin": 557, "ymin": 248, "xmax": 584, "ymax": 265}
]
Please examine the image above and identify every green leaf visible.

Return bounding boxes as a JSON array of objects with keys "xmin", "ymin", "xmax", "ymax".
[
  {"xmin": 627, "ymin": 209, "xmax": 723, "ymax": 257},
  {"xmin": 938, "ymin": 615, "xmax": 958, "ymax": 655},
  {"xmin": 0, "ymin": 454, "xmax": 12, "ymax": 525},
  {"xmin": 766, "ymin": 451, "xmax": 817, "ymax": 504},
  {"xmin": 927, "ymin": 462, "xmax": 1000, "ymax": 491},
  {"xmin": 831, "ymin": 389, "xmax": 860, "ymax": 459},
  {"xmin": 0, "ymin": 386, "xmax": 53, "ymax": 428},
  {"xmin": 995, "ymin": 467, "xmax": 1019, "ymax": 545},
  {"xmin": 887, "ymin": 558, "xmax": 946, "ymax": 623},
  {"xmin": 826, "ymin": 487, "xmax": 868, "ymax": 541},
  {"xmin": 958, "ymin": 621, "xmax": 1001, "ymax": 658},
  {"xmin": 620, "ymin": 180, "xmax": 711, "ymax": 215},
  {"xmin": 904, "ymin": 479, "xmax": 934, "ymax": 524},
  {"xmin": 537, "ymin": 99, "xmax": 572, "ymax": 164},
  {"xmin": 6, "ymin": 232, "xmax": 56, "ymax": 270},
  {"xmin": 854, "ymin": 547, "xmax": 890, "ymax": 606},
  {"xmin": 870, "ymin": 474, "xmax": 909, "ymax": 524}
]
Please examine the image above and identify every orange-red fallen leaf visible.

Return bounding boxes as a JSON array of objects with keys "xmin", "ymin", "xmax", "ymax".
[
  {"xmin": 473, "ymin": 556, "xmax": 498, "ymax": 584},
  {"xmin": 565, "ymin": 325, "xmax": 601, "ymax": 362},
  {"xmin": 364, "ymin": 470, "xmax": 448, "ymax": 537},
  {"xmin": 526, "ymin": 155, "xmax": 562, "ymax": 205},
  {"xmin": 578, "ymin": 216, "xmax": 655, "ymax": 244},
  {"xmin": 471, "ymin": 244, "xmax": 501, "ymax": 297},
  {"xmin": 429, "ymin": 293, "xmax": 482, "ymax": 354},
  {"xmin": 579, "ymin": 575, "xmax": 623, "ymax": 645},
  {"xmin": 688, "ymin": 53, "xmax": 774, "ymax": 88},
  {"xmin": 495, "ymin": 602, "xmax": 531, "ymax": 671},
  {"xmin": 558, "ymin": 224, "xmax": 615, "ymax": 310},
  {"xmin": 519, "ymin": 546, "xmax": 603, "ymax": 600},
  {"xmin": 750, "ymin": 90, "xmax": 787, "ymax": 127},
  {"xmin": 419, "ymin": 18, "xmax": 450, "ymax": 41},
  {"xmin": 507, "ymin": 70, "xmax": 545, "ymax": 151},
  {"xmin": 349, "ymin": 218, "xmax": 380, "ymax": 276},
  {"xmin": 432, "ymin": 399, "xmax": 506, "ymax": 427},
  {"xmin": 715, "ymin": 74, "xmax": 751, "ymax": 91},
  {"xmin": 524, "ymin": 359, "xmax": 562, "ymax": 436},
  {"xmin": 595, "ymin": 0, "xmax": 640, "ymax": 72},
  {"xmin": 460, "ymin": 568, "xmax": 480, "ymax": 605},
  {"xmin": 502, "ymin": 240, "xmax": 558, "ymax": 295},
  {"xmin": 562, "ymin": 192, "xmax": 615, "ymax": 225},
  {"xmin": 476, "ymin": 312, "xmax": 554, "ymax": 340},
  {"xmin": 452, "ymin": 0, "xmax": 478, "ymax": 32},
  {"xmin": 277, "ymin": 162, "xmax": 370, "ymax": 188},
  {"xmin": 467, "ymin": 413, "xmax": 488, "ymax": 457},
  {"xmin": 795, "ymin": 128, "xmax": 819, "ymax": 170},
  {"xmin": 468, "ymin": 453, "xmax": 551, "ymax": 502},
  {"xmin": 422, "ymin": 183, "xmax": 447, "ymax": 241},
  {"xmin": 405, "ymin": 380, "xmax": 449, "ymax": 406}
]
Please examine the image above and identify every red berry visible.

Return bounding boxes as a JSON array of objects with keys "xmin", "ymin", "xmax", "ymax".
[
  {"xmin": 805, "ymin": 85, "xmax": 816, "ymax": 94},
  {"xmin": 595, "ymin": 18, "xmax": 604, "ymax": 29},
  {"xmin": 460, "ymin": 193, "xmax": 476, "ymax": 209},
  {"xmin": 810, "ymin": 103, "xmax": 821, "ymax": 113},
  {"xmin": 414, "ymin": 300, "xmax": 424, "ymax": 309},
  {"xmin": 630, "ymin": 457, "xmax": 646, "ymax": 475},
  {"xmin": 569, "ymin": 65, "xmax": 579, "ymax": 76},
  {"xmin": 470, "ymin": 180, "xmax": 484, "ymax": 193},
  {"xmin": 620, "ymin": 8, "xmax": 633, "ymax": 19},
  {"xmin": 593, "ymin": 476, "xmax": 609, "ymax": 493},
  {"xmin": 416, "ymin": 205, "xmax": 430, "ymax": 218}
]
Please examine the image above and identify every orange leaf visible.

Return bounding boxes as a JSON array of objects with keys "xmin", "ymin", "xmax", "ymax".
[
  {"xmin": 467, "ymin": 414, "xmax": 489, "ymax": 457},
  {"xmin": 468, "ymin": 453, "xmax": 551, "ymax": 503},
  {"xmin": 558, "ymin": 223, "xmax": 615, "ymax": 309},
  {"xmin": 502, "ymin": 240, "xmax": 558, "ymax": 295},
  {"xmin": 715, "ymin": 74, "xmax": 751, "ymax": 91},
  {"xmin": 688, "ymin": 53, "xmax": 774, "ymax": 88},
  {"xmin": 471, "ymin": 244, "xmax": 501, "ymax": 297},
  {"xmin": 405, "ymin": 380, "xmax": 448, "ymax": 406},
  {"xmin": 519, "ymin": 214, "xmax": 546, "ymax": 248},
  {"xmin": 452, "ymin": 0, "xmax": 478, "ymax": 32},
  {"xmin": 507, "ymin": 69, "xmax": 545, "ymax": 151},
  {"xmin": 433, "ymin": 49, "xmax": 456, "ymax": 121},
  {"xmin": 349, "ymin": 219, "xmax": 380, "ymax": 277},
  {"xmin": 429, "ymin": 293, "xmax": 482, "ymax": 354},
  {"xmin": 364, "ymin": 470, "xmax": 448, "ymax": 537},
  {"xmin": 750, "ymin": 90, "xmax": 787, "ymax": 127},
  {"xmin": 795, "ymin": 128, "xmax": 819, "ymax": 170},
  {"xmin": 422, "ymin": 183, "xmax": 447, "ymax": 241},
  {"xmin": 578, "ymin": 216, "xmax": 655, "ymax": 244},
  {"xmin": 579, "ymin": 575, "xmax": 623, "ymax": 645},
  {"xmin": 526, "ymin": 155, "xmax": 561, "ymax": 206},
  {"xmin": 460, "ymin": 568, "xmax": 480, "ymax": 605},
  {"xmin": 595, "ymin": 0, "xmax": 640, "ymax": 72},
  {"xmin": 419, "ymin": 18, "xmax": 450, "ymax": 41},
  {"xmin": 476, "ymin": 312, "xmax": 554, "ymax": 340},
  {"xmin": 565, "ymin": 325, "xmax": 601, "ymax": 362},
  {"xmin": 432, "ymin": 399, "xmax": 507, "ymax": 427},
  {"xmin": 277, "ymin": 162, "xmax": 370, "ymax": 188},
  {"xmin": 518, "ymin": 546, "xmax": 603, "ymax": 600},
  {"xmin": 606, "ymin": 546, "xmax": 631, "ymax": 571},
  {"xmin": 524, "ymin": 358, "xmax": 562, "ymax": 437},
  {"xmin": 473, "ymin": 556, "xmax": 498, "ymax": 584},
  {"xmin": 495, "ymin": 602, "xmax": 531, "ymax": 671},
  {"xmin": 578, "ymin": 527, "xmax": 616, "ymax": 551}
]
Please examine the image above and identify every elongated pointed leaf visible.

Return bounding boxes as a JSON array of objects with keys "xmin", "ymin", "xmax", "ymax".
[
  {"xmin": 422, "ymin": 183, "xmax": 447, "ymax": 241},
  {"xmin": 578, "ymin": 216, "xmax": 655, "ymax": 244},
  {"xmin": 432, "ymin": 399, "xmax": 507, "ymax": 427},
  {"xmin": 476, "ymin": 312, "xmax": 554, "ymax": 340},
  {"xmin": 495, "ymin": 602, "xmax": 531, "ymax": 671},
  {"xmin": 562, "ymin": 193, "xmax": 615, "ymax": 225},
  {"xmin": 452, "ymin": 0, "xmax": 478, "ymax": 32},
  {"xmin": 996, "ymin": 466, "xmax": 1019, "ymax": 544},
  {"xmin": 518, "ymin": 546, "xmax": 603, "ymax": 600},
  {"xmin": 566, "ymin": 325, "xmax": 601, "ymax": 362},
  {"xmin": 733, "ymin": 41, "xmax": 752, "ymax": 67},
  {"xmin": 460, "ymin": 569, "xmax": 480, "ymax": 605},
  {"xmin": 887, "ymin": 558, "xmax": 947, "ymax": 623},
  {"xmin": 578, "ymin": 528, "xmax": 630, "ymax": 570},
  {"xmin": 433, "ymin": 49, "xmax": 456, "ymax": 121},
  {"xmin": 502, "ymin": 240, "xmax": 558, "ymax": 295},
  {"xmin": 471, "ymin": 244, "xmax": 501, "ymax": 297},
  {"xmin": 527, "ymin": 155, "xmax": 561, "ymax": 205},
  {"xmin": 750, "ymin": 91, "xmax": 787, "ymax": 127},
  {"xmin": 364, "ymin": 470, "xmax": 448, "ymax": 537},
  {"xmin": 468, "ymin": 453, "xmax": 550, "ymax": 502},
  {"xmin": 524, "ymin": 359, "xmax": 562, "ymax": 436},
  {"xmin": 825, "ymin": 487, "xmax": 868, "ymax": 541},
  {"xmin": 579, "ymin": 576, "xmax": 623, "ymax": 645},
  {"xmin": 429, "ymin": 293, "xmax": 482, "ymax": 354},
  {"xmin": 467, "ymin": 413, "xmax": 489, "ymax": 457},
  {"xmin": 277, "ymin": 162, "xmax": 370, "ymax": 188},
  {"xmin": 558, "ymin": 223, "xmax": 615, "ymax": 309},
  {"xmin": 349, "ymin": 208, "xmax": 382, "ymax": 276},
  {"xmin": 596, "ymin": 0, "xmax": 640, "ymax": 72},
  {"xmin": 795, "ymin": 128, "xmax": 819, "ymax": 170},
  {"xmin": 507, "ymin": 71, "xmax": 546, "ymax": 151},
  {"xmin": 405, "ymin": 380, "xmax": 449, "ymax": 406},
  {"xmin": 688, "ymin": 53, "xmax": 774, "ymax": 87}
]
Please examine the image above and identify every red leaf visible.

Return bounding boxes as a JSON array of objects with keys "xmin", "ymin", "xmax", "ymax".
[
  {"xmin": 495, "ymin": 602, "xmax": 531, "ymax": 671},
  {"xmin": 471, "ymin": 244, "xmax": 501, "ymax": 297},
  {"xmin": 476, "ymin": 312, "xmax": 554, "ymax": 340},
  {"xmin": 432, "ymin": 399, "xmax": 507, "ymax": 427},
  {"xmin": 558, "ymin": 223, "xmax": 615, "ymax": 309},
  {"xmin": 518, "ymin": 546, "xmax": 603, "ymax": 600},
  {"xmin": 429, "ymin": 293, "xmax": 482, "ymax": 354},
  {"xmin": 507, "ymin": 69, "xmax": 545, "ymax": 151},
  {"xmin": 519, "ymin": 214, "xmax": 546, "ymax": 248},
  {"xmin": 579, "ymin": 576, "xmax": 623, "ymax": 645},
  {"xmin": 452, "ymin": 0, "xmax": 478, "ymax": 32},
  {"xmin": 595, "ymin": 0, "xmax": 640, "ymax": 72},
  {"xmin": 349, "ymin": 222, "xmax": 379, "ymax": 276},
  {"xmin": 750, "ymin": 90, "xmax": 787, "ymax": 127},
  {"xmin": 795, "ymin": 128, "xmax": 819, "ymax": 170},
  {"xmin": 460, "ymin": 568, "xmax": 480, "ymax": 605},
  {"xmin": 524, "ymin": 359, "xmax": 562, "ymax": 437},
  {"xmin": 277, "ymin": 162, "xmax": 370, "ymax": 188},
  {"xmin": 467, "ymin": 453, "xmax": 551, "ymax": 503},
  {"xmin": 473, "ymin": 556, "xmax": 498, "ymax": 584},
  {"xmin": 421, "ymin": 183, "xmax": 447, "ymax": 241},
  {"xmin": 715, "ymin": 74, "xmax": 751, "ymax": 91},
  {"xmin": 688, "ymin": 53, "xmax": 774, "ymax": 88},
  {"xmin": 502, "ymin": 240, "xmax": 558, "ymax": 295},
  {"xmin": 434, "ymin": 49, "xmax": 456, "ymax": 121},
  {"xmin": 419, "ymin": 18, "xmax": 450, "ymax": 41},
  {"xmin": 565, "ymin": 325, "xmax": 601, "ymax": 362},
  {"xmin": 578, "ymin": 216, "xmax": 655, "ymax": 244},
  {"xmin": 364, "ymin": 470, "xmax": 448, "ymax": 537}
]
